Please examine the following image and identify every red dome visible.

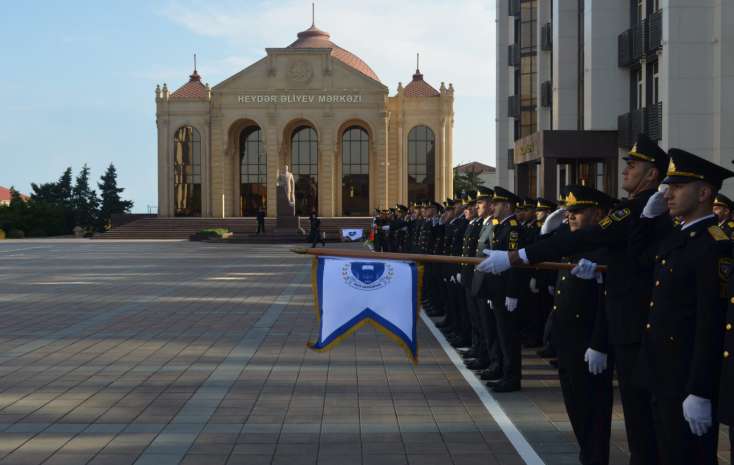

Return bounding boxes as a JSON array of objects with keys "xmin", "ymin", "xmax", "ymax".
[{"xmin": 287, "ymin": 25, "xmax": 380, "ymax": 82}]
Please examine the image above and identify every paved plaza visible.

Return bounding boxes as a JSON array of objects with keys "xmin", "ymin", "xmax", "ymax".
[{"xmin": 0, "ymin": 240, "xmax": 729, "ymax": 465}]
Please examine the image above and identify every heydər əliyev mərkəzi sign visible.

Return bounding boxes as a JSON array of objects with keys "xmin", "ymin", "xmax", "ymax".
[{"xmin": 238, "ymin": 94, "xmax": 364, "ymax": 104}]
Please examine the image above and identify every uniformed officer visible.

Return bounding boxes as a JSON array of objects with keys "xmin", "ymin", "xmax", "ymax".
[
  {"xmin": 483, "ymin": 186, "xmax": 525, "ymax": 392},
  {"xmin": 479, "ymin": 133, "xmax": 669, "ymax": 463},
  {"xmin": 714, "ymin": 194, "xmax": 734, "ymax": 239},
  {"xmin": 635, "ymin": 148, "xmax": 734, "ymax": 464},
  {"xmin": 550, "ymin": 185, "xmax": 614, "ymax": 465},
  {"xmin": 720, "ymin": 272, "xmax": 734, "ymax": 464},
  {"xmin": 517, "ymin": 197, "xmax": 541, "ymax": 348},
  {"xmin": 534, "ymin": 197, "xmax": 559, "ymax": 353}
]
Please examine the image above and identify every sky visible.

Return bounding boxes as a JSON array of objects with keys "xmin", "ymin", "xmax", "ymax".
[{"xmin": 1, "ymin": 0, "xmax": 496, "ymax": 213}]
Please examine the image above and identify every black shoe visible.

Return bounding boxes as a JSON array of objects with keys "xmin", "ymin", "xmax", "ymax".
[
  {"xmin": 450, "ymin": 338, "xmax": 470, "ymax": 349},
  {"xmin": 522, "ymin": 339, "xmax": 543, "ymax": 349},
  {"xmin": 479, "ymin": 368, "xmax": 502, "ymax": 381},
  {"xmin": 491, "ymin": 380, "xmax": 521, "ymax": 393},
  {"xmin": 461, "ymin": 350, "xmax": 478, "ymax": 359},
  {"xmin": 465, "ymin": 359, "xmax": 489, "ymax": 370},
  {"xmin": 436, "ymin": 320, "xmax": 452, "ymax": 329},
  {"xmin": 536, "ymin": 347, "xmax": 555, "ymax": 358}
]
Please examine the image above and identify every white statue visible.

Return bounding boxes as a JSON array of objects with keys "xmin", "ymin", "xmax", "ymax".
[{"xmin": 277, "ymin": 165, "xmax": 296, "ymax": 206}]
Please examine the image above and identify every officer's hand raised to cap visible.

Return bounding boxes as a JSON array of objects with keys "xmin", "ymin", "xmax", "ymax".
[
  {"xmin": 540, "ymin": 208, "xmax": 567, "ymax": 235},
  {"xmin": 641, "ymin": 190, "xmax": 668, "ymax": 218}
]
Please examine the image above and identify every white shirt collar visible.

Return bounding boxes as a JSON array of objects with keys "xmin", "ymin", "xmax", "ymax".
[
  {"xmin": 499, "ymin": 214, "xmax": 515, "ymax": 224},
  {"xmin": 681, "ymin": 213, "xmax": 716, "ymax": 230}
]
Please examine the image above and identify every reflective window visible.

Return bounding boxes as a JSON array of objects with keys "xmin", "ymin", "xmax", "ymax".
[
  {"xmin": 341, "ymin": 126, "xmax": 369, "ymax": 216},
  {"xmin": 173, "ymin": 126, "xmax": 202, "ymax": 217},
  {"xmin": 291, "ymin": 126, "xmax": 318, "ymax": 215},
  {"xmin": 240, "ymin": 127, "xmax": 266, "ymax": 216},
  {"xmin": 407, "ymin": 126, "xmax": 435, "ymax": 204}
]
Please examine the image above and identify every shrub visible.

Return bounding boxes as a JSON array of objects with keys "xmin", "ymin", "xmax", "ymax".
[
  {"xmin": 191, "ymin": 228, "xmax": 231, "ymax": 241},
  {"xmin": 27, "ymin": 228, "xmax": 47, "ymax": 238},
  {"xmin": 7, "ymin": 229, "xmax": 25, "ymax": 239}
]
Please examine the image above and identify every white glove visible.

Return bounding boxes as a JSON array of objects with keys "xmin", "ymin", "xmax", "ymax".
[
  {"xmin": 455, "ymin": 273, "xmax": 461, "ymax": 284},
  {"xmin": 477, "ymin": 250, "xmax": 511, "ymax": 274},
  {"xmin": 381, "ymin": 225, "xmax": 390, "ymax": 231},
  {"xmin": 487, "ymin": 299, "xmax": 493, "ymax": 310},
  {"xmin": 529, "ymin": 277, "xmax": 539, "ymax": 294},
  {"xmin": 584, "ymin": 348, "xmax": 608, "ymax": 375},
  {"xmin": 540, "ymin": 208, "xmax": 567, "ymax": 235},
  {"xmin": 505, "ymin": 297, "xmax": 518, "ymax": 312},
  {"xmin": 571, "ymin": 259, "xmax": 598, "ymax": 280},
  {"xmin": 548, "ymin": 286, "xmax": 555, "ymax": 296},
  {"xmin": 641, "ymin": 191, "xmax": 668, "ymax": 218},
  {"xmin": 682, "ymin": 395, "xmax": 712, "ymax": 437},
  {"xmin": 449, "ymin": 275, "xmax": 455, "ymax": 283}
]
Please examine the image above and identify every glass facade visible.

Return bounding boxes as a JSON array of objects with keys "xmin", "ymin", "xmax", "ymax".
[
  {"xmin": 519, "ymin": 0, "xmax": 537, "ymax": 138},
  {"xmin": 239, "ymin": 127, "xmax": 266, "ymax": 217},
  {"xmin": 341, "ymin": 126, "xmax": 369, "ymax": 216},
  {"xmin": 407, "ymin": 126, "xmax": 436, "ymax": 204},
  {"xmin": 291, "ymin": 126, "xmax": 318, "ymax": 215},
  {"xmin": 173, "ymin": 126, "xmax": 202, "ymax": 217}
]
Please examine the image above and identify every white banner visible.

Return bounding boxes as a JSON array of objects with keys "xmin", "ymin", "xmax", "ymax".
[
  {"xmin": 341, "ymin": 228, "xmax": 364, "ymax": 241},
  {"xmin": 309, "ymin": 257, "xmax": 419, "ymax": 361}
]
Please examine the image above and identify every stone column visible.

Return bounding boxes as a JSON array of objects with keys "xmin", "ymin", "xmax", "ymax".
[
  {"xmin": 436, "ymin": 119, "xmax": 445, "ymax": 201},
  {"xmin": 265, "ymin": 116, "xmax": 279, "ymax": 218},
  {"xmin": 210, "ymin": 112, "xmax": 225, "ymax": 218},
  {"xmin": 156, "ymin": 116, "xmax": 170, "ymax": 217}
]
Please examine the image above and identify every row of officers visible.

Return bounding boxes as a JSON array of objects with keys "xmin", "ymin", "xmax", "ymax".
[{"xmin": 370, "ymin": 134, "xmax": 734, "ymax": 465}]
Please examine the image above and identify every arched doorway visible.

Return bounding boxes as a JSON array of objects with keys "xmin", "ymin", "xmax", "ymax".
[
  {"xmin": 291, "ymin": 126, "xmax": 318, "ymax": 215},
  {"xmin": 239, "ymin": 126, "xmax": 266, "ymax": 216},
  {"xmin": 173, "ymin": 126, "xmax": 202, "ymax": 217},
  {"xmin": 341, "ymin": 126, "xmax": 369, "ymax": 216},
  {"xmin": 407, "ymin": 125, "xmax": 436, "ymax": 204}
]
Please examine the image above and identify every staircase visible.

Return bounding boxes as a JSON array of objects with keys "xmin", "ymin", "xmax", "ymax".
[{"xmin": 97, "ymin": 216, "xmax": 372, "ymax": 241}]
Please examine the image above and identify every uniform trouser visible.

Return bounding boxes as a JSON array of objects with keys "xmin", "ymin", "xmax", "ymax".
[
  {"xmin": 541, "ymin": 309, "xmax": 556, "ymax": 354},
  {"xmin": 453, "ymin": 282, "xmax": 471, "ymax": 342},
  {"xmin": 651, "ymin": 395, "xmax": 719, "ymax": 465},
  {"xmin": 558, "ymin": 351, "xmax": 614, "ymax": 465},
  {"xmin": 475, "ymin": 297, "xmax": 501, "ymax": 370},
  {"xmin": 256, "ymin": 221, "xmax": 264, "ymax": 233},
  {"xmin": 491, "ymin": 295, "xmax": 521, "ymax": 383},
  {"xmin": 464, "ymin": 286, "xmax": 486, "ymax": 358},
  {"xmin": 520, "ymin": 287, "xmax": 541, "ymax": 343},
  {"xmin": 613, "ymin": 344, "xmax": 659, "ymax": 465}
]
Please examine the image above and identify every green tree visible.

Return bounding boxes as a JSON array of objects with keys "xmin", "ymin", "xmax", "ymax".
[
  {"xmin": 97, "ymin": 163, "xmax": 133, "ymax": 231},
  {"xmin": 452, "ymin": 169, "xmax": 485, "ymax": 196},
  {"xmin": 72, "ymin": 164, "xmax": 99, "ymax": 231}
]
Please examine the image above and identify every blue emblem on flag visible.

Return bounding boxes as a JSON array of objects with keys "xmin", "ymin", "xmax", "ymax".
[{"xmin": 308, "ymin": 257, "xmax": 421, "ymax": 362}]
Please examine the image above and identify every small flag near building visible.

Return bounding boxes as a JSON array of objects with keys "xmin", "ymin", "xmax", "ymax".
[{"xmin": 308, "ymin": 257, "xmax": 422, "ymax": 362}]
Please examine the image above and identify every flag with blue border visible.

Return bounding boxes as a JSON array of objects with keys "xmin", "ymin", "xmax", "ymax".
[{"xmin": 308, "ymin": 256, "xmax": 422, "ymax": 363}]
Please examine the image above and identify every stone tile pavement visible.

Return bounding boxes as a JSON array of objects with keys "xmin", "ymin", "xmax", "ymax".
[{"xmin": 0, "ymin": 240, "xmax": 729, "ymax": 465}]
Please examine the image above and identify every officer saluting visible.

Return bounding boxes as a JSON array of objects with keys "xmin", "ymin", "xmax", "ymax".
[{"xmin": 637, "ymin": 148, "xmax": 734, "ymax": 465}]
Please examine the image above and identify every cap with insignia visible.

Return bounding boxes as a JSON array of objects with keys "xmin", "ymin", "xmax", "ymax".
[
  {"xmin": 536, "ymin": 197, "xmax": 557, "ymax": 211},
  {"xmin": 475, "ymin": 186, "xmax": 494, "ymax": 201},
  {"xmin": 444, "ymin": 198, "xmax": 457, "ymax": 208},
  {"xmin": 663, "ymin": 148, "xmax": 734, "ymax": 190},
  {"xmin": 491, "ymin": 186, "xmax": 522, "ymax": 206},
  {"xmin": 520, "ymin": 197, "xmax": 536, "ymax": 210},
  {"xmin": 624, "ymin": 133, "xmax": 669, "ymax": 175},
  {"xmin": 463, "ymin": 194, "xmax": 476, "ymax": 206},
  {"xmin": 562, "ymin": 185, "xmax": 613, "ymax": 212},
  {"xmin": 714, "ymin": 194, "xmax": 734, "ymax": 210}
]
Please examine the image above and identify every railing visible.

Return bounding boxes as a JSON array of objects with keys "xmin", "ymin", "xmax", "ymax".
[
  {"xmin": 508, "ymin": 44, "xmax": 521, "ymax": 67},
  {"xmin": 618, "ymin": 20, "xmax": 648, "ymax": 67},
  {"xmin": 541, "ymin": 22, "xmax": 552, "ymax": 51},
  {"xmin": 617, "ymin": 104, "xmax": 663, "ymax": 148},
  {"xmin": 540, "ymin": 80, "xmax": 552, "ymax": 108},
  {"xmin": 509, "ymin": 0, "xmax": 520, "ymax": 17},
  {"xmin": 508, "ymin": 95, "xmax": 520, "ymax": 119},
  {"xmin": 647, "ymin": 10, "xmax": 662, "ymax": 53}
]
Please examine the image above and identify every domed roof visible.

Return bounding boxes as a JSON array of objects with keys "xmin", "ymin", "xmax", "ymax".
[
  {"xmin": 404, "ymin": 69, "xmax": 440, "ymax": 97},
  {"xmin": 287, "ymin": 24, "xmax": 380, "ymax": 82}
]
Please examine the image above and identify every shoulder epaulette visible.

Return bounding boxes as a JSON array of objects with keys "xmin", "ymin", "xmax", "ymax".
[
  {"xmin": 492, "ymin": 218, "xmax": 500, "ymax": 225},
  {"xmin": 610, "ymin": 208, "xmax": 631, "ymax": 222},
  {"xmin": 509, "ymin": 219, "xmax": 518, "ymax": 226},
  {"xmin": 727, "ymin": 221, "xmax": 734, "ymax": 228},
  {"xmin": 708, "ymin": 225, "xmax": 729, "ymax": 241}
]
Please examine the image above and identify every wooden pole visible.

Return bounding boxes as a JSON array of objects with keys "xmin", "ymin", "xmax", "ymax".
[{"xmin": 290, "ymin": 247, "xmax": 607, "ymax": 272}]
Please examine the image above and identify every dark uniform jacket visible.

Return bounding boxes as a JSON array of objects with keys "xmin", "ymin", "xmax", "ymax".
[
  {"xmin": 482, "ymin": 215, "xmax": 524, "ymax": 300},
  {"xmin": 642, "ymin": 216, "xmax": 730, "ymax": 399},
  {"xmin": 551, "ymin": 249, "xmax": 609, "ymax": 363},
  {"xmin": 460, "ymin": 218, "xmax": 483, "ymax": 285},
  {"xmin": 525, "ymin": 189, "xmax": 669, "ymax": 345},
  {"xmin": 417, "ymin": 218, "xmax": 435, "ymax": 254},
  {"xmin": 720, "ymin": 219, "xmax": 734, "ymax": 240},
  {"xmin": 720, "ymin": 277, "xmax": 734, "ymax": 425},
  {"xmin": 470, "ymin": 217, "xmax": 495, "ymax": 297}
]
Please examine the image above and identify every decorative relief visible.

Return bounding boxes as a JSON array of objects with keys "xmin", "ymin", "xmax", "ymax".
[{"xmin": 287, "ymin": 60, "xmax": 313, "ymax": 84}]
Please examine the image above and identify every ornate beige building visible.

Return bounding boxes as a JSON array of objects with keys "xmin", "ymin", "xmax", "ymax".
[{"xmin": 155, "ymin": 22, "xmax": 454, "ymax": 218}]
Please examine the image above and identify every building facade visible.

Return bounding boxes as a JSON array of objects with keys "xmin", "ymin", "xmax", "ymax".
[
  {"xmin": 496, "ymin": 0, "xmax": 734, "ymax": 199},
  {"xmin": 155, "ymin": 23, "xmax": 454, "ymax": 218}
]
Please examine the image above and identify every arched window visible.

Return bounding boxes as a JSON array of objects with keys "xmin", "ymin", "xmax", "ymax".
[
  {"xmin": 407, "ymin": 125, "xmax": 435, "ymax": 204},
  {"xmin": 173, "ymin": 126, "xmax": 202, "ymax": 217},
  {"xmin": 291, "ymin": 126, "xmax": 318, "ymax": 216},
  {"xmin": 239, "ymin": 127, "xmax": 266, "ymax": 216},
  {"xmin": 341, "ymin": 126, "xmax": 369, "ymax": 216}
]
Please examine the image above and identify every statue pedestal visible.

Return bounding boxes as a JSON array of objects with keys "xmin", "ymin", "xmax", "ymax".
[{"xmin": 276, "ymin": 190, "xmax": 297, "ymax": 230}]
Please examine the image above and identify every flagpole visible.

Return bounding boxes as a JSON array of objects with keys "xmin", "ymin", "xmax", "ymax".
[{"xmin": 290, "ymin": 247, "xmax": 607, "ymax": 272}]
